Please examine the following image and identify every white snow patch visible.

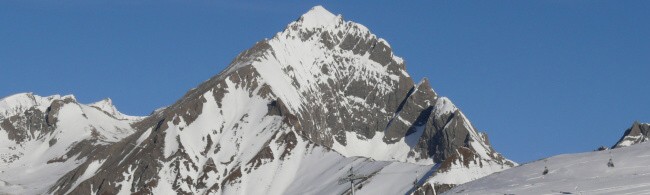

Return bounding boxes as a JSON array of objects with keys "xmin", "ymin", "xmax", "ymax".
[
  {"xmin": 331, "ymin": 130, "xmax": 432, "ymax": 165},
  {"xmin": 136, "ymin": 128, "xmax": 152, "ymax": 146},
  {"xmin": 163, "ymin": 122, "xmax": 179, "ymax": 158},
  {"xmin": 431, "ymin": 159, "xmax": 507, "ymax": 185},
  {"xmin": 298, "ymin": 6, "xmax": 341, "ymax": 30},
  {"xmin": 433, "ymin": 97, "xmax": 457, "ymax": 117}
]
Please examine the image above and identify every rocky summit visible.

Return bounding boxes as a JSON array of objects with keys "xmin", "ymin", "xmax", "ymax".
[
  {"xmin": 613, "ymin": 121, "xmax": 650, "ymax": 149},
  {"xmin": 0, "ymin": 6, "xmax": 513, "ymax": 195}
]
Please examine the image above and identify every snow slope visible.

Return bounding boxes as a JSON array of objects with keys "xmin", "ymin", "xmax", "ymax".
[{"xmin": 445, "ymin": 141, "xmax": 650, "ymax": 195}]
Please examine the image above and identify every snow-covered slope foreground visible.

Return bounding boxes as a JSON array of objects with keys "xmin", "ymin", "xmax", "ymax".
[
  {"xmin": 446, "ymin": 135, "xmax": 650, "ymax": 194},
  {"xmin": 0, "ymin": 6, "xmax": 514, "ymax": 194}
]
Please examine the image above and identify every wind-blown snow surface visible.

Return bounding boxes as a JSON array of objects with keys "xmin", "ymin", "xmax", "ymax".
[{"xmin": 446, "ymin": 142, "xmax": 650, "ymax": 195}]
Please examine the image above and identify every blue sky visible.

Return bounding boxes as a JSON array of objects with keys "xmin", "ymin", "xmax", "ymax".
[{"xmin": 1, "ymin": 1, "xmax": 649, "ymax": 163}]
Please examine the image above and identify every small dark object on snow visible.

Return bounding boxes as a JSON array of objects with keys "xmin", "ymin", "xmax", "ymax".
[
  {"xmin": 596, "ymin": 146, "xmax": 608, "ymax": 151},
  {"xmin": 543, "ymin": 166, "xmax": 549, "ymax": 175},
  {"xmin": 608, "ymin": 158, "xmax": 615, "ymax": 167}
]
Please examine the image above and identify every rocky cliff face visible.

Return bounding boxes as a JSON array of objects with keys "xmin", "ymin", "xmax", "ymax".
[
  {"xmin": 0, "ymin": 6, "xmax": 513, "ymax": 195},
  {"xmin": 613, "ymin": 121, "xmax": 650, "ymax": 148}
]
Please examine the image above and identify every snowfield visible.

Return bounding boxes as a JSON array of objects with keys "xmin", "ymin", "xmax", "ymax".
[{"xmin": 445, "ymin": 141, "xmax": 650, "ymax": 195}]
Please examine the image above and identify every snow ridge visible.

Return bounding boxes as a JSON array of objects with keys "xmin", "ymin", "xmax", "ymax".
[
  {"xmin": 0, "ymin": 93, "xmax": 74, "ymax": 120},
  {"xmin": 89, "ymin": 98, "xmax": 143, "ymax": 121}
]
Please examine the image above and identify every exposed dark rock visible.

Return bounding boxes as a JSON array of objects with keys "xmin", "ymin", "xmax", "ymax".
[
  {"xmin": 247, "ymin": 146, "xmax": 274, "ymax": 170},
  {"xmin": 221, "ymin": 167, "xmax": 242, "ymax": 186},
  {"xmin": 201, "ymin": 135, "xmax": 213, "ymax": 156},
  {"xmin": 437, "ymin": 147, "xmax": 478, "ymax": 173},
  {"xmin": 46, "ymin": 155, "xmax": 67, "ymax": 164},
  {"xmin": 49, "ymin": 137, "xmax": 57, "ymax": 146},
  {"xmin": 45, "ymin": 100, "xmax": 65, "ymax": 127},
  {"xmin": 277, "ymin": 131, "xmax": 297, "ymax": 160},
  {"xmin": 267, "ymin": 99, "xmax": 290, "ymax": 117}
]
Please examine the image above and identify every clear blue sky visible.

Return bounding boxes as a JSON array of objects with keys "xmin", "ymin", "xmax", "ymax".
[{"xmin": 1, "ymin": 1, "xmax": 649, "ymax": 163}]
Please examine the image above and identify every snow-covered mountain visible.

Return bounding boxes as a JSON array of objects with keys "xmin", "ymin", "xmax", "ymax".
[
  {"xmin": 613, "ymin": 121, "xmax": 650, "ymax": 148},
  {"xmin": 0, "ymin": 93, "xmax": 140, "ymax": 194},
  {"xmin": 444, "ymin": 123, "xmax": 650, "ymax": 195},
  {"xmin": 0, "ymin": 6, "xmax": 514, "ymax": 194}
]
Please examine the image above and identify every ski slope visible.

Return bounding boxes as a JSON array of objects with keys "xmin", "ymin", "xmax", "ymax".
[{"xmin": 445, "ymin": 142, "xmax": 650, "ymax": 194}]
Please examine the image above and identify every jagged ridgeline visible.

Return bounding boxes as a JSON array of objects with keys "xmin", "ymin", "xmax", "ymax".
[
  {"xmin": 613, "ymin": 122, "xmax": 650, "ymax": 148},
  {"xmin": 0, "ymin": 6, "xmax": 513, "ymax": 195}
]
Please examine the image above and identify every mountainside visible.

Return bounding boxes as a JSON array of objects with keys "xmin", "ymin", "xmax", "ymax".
[
  {"xmin": 445, "ymin": 123, "xmax": 650, "ymax": 194},
  {"xmin": 0, "ymin": 6, "xmax": 513, "ymax": 194},
  {"xmin": 0, "ymin": 93, "xmax": 139, "ymax": 194},
  {"xmin": 613, "ymin": 121, "xmax": 650, "ymax": 148}
]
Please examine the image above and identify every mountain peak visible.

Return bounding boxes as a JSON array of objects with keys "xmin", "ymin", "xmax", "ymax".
[
  {"xmin": 90, "ymin": 98, "xmax": 114, "ymax": 111},
  {"xmin": 1, "ymin": 7, "xmax": 517, "ymax": 195},
  {"xmin": 613, "ymin": 121, "xmax": 650, "ymax": 148},
  {"xmin": 296, "ymin": 5, "xmax": 341, "ymax": 29},
  {"xmin": 102, "ymin": 97, "xmax": 113, "ymax": 104},
  {"xmin": 90, "ymin": 98, "xmax": 141, "ymax": 121},
  {"xmin": 0, "ymin": 93, "xmax": 76, "ymax": 119}
]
